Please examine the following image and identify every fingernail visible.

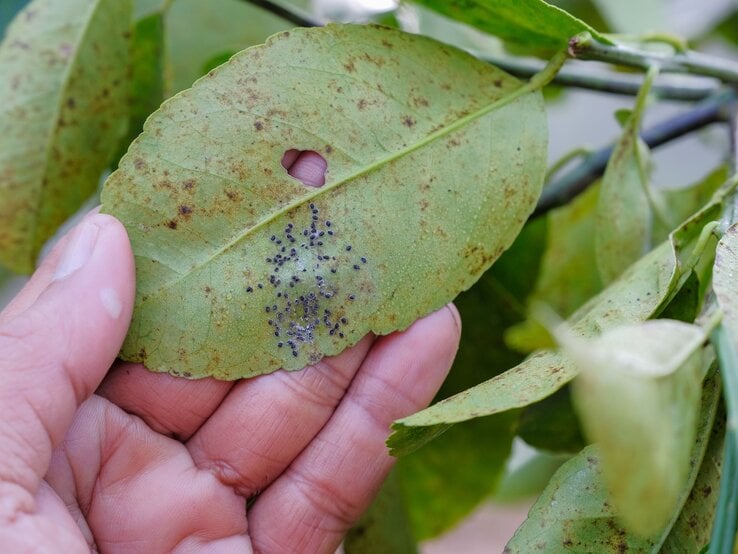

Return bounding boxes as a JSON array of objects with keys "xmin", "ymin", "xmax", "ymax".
[{"xmin": 53, "ymin": 220, "xmax": 101, "ymax": 281}]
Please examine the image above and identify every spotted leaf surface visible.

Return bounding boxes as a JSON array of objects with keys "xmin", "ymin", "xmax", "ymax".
[
  {"xmin": 101, "ymin": 24, "xmax": 548, "ymax": 380},
  {"xmin": 0, "ymin": 0, "xmax": 131, "ymax": 273},
  {"xmin": 388, "ymin": 176, "xmax": 737, "ymax": 453}
]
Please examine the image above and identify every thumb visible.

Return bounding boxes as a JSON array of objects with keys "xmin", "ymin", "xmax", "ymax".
[{"xmin": 0, "ymin": 214, "xmax": 134, "ymax": 501}]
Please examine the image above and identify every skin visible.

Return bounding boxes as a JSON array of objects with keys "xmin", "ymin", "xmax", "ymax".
[{"xmin": 0, "ymin": 156, "xmax": 461, "ymax": 553}]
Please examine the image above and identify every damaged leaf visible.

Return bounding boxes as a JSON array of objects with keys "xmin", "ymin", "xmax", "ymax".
[
  {"xmin": 0, "ymin": 0, "xmax": 130, "ymax": 273},
  {"xmin": 102, "ymin": 24, "xmax": 548, "ymax": 379}
]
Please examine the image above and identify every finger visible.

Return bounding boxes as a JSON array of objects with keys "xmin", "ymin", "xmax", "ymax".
[
  {"xmin": 97, "ymin": 362, "xmax": 233, "ymax": 440},
  {"xmin": 46, "ymin": 396, "xmax": 251, "ymax": 553},
  {"xmin": 249, "ymin": 305, "xmax": 460, "ymax": 553},
  {"xmin": 0, "ymin": 209, "xmax": 101, "ymax": 326},
  {"xmin": 96, "ymin": 150, "xmax": 329, "ymax": 438},
  {"xmin": 282, "ymin": 149, "xmax": 327, "ymax": 187},
  {"xmin": 0, "ymin": 214, "xmax": 134, "ymax": 496},
  {"xmin": 186, "ymin": 334, "xmax": 375, "ymax": 497}
]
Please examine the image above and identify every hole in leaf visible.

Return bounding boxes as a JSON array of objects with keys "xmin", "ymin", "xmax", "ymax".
[{"xmin": 281, "ymin": 149, "xmax": 327, "ymax": 187}]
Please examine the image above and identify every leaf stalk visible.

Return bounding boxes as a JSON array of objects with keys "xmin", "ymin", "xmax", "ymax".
[{"xmin": 569, "ymin": 32, "xmax": 738, "ymax": 84}]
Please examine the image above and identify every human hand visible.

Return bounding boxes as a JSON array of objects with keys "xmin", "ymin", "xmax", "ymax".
[{"xmin": 0, "ymin": 212, "xmax": 460, "ymax": 552}]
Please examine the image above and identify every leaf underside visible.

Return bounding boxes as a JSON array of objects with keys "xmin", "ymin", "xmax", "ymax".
[
  {"xmin": 0, "ymin": 0, "xmax": 130, "ymax": 273},
  {"xmin": 102, "ymin": 24, "xmax": 548, "ymax": 380}
]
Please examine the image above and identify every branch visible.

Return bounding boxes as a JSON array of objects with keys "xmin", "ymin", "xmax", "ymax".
[
  {"xmin": 532, "ymin": 90, "xmax": 736, "ymax": 218},
  {"xmin": 569, "ymin": 32, "xmax": 738, "ymax": 84},
  {"xmin": 480, "ymin": 55, "xmax": 718, "ymax": 101},
  {"xmin": 241, "ymin": 0, "xmax": 319, "ymax": 28}
]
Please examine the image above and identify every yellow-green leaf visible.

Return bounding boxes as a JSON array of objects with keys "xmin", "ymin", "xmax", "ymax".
[
  {"xmin": 101, "ymin": 24, "xmax": 549, "ymax": 380},
  {"xmin": 388, "ymin": 174, "xmax": 737, "ymax": 452},
  {"xmin": 595, "ymin": 68, "xmax": 657, "ymax": 285},
  {"xmin": 506, "ymin": 366, "xmax": 720, "ymax": 552},
  {"xmin": 0, "ymin": 0, "xmax": 131, "ymax": 273},
  {"xmin": 559, "ymin": 319, "xmax": 705, "ymax": 536}
]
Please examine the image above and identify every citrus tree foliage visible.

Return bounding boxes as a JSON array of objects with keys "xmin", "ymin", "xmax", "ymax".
[{"xmin": 2, "ymin": 0, "xmax": 738, "ymax": 550}]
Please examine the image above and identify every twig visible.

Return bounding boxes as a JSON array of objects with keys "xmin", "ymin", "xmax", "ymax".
[
  {"xmin": 532, "ymin": 90, "xmax": 736, "ymax": 218},
  {"xmin": 479, "ymin": 55, "xmax": 718, "ymax": 101},
  {"xmin": 240, "ymin": 0, "xmax": 318, "ymax": 28},
  {"xmin": 569, "ymin": 32, "xmax": 738, "ymax": 84}
]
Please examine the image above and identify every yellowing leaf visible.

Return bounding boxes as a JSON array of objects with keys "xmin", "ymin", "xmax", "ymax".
[
  {"xmin": 0, "ymin": 0, "xmax": 131, "ymax": 273},
  {"xmin": 558, "ymin": 320, "xmax": 705, "ymax": 536},
  {"xmin": 506, "ymin": 366, "xmax": 720, "ymax": 552},
  {"xmin": 102, "ymin": 25, "xmax": 549, "ymax": 380}
]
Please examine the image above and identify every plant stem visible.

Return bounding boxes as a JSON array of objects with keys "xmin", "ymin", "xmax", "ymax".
[
  {"xmin": 479, "ymin": 55, "xmax": 718, "ymax": 101},
  {"xmin": 532, "ymin": 90, "xmax": 736, "ymax": 218},
  {"xmin": 240, "ymin": 0, "xmax": 318, "ymax": 27},
  {"xmin": 569, "ymin": 32, "xmax": 738, "ymax": 84}
]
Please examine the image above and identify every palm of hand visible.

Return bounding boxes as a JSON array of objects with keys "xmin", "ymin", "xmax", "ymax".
[{"xmin": 0, "ymin": 214, "xmax": 459, "ymax": 553}]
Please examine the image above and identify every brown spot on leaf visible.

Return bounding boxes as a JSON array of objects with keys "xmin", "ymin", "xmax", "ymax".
[
  {"xmin": 225, "ymin": 190, "xmax": 241, "ymax": 201},
  {"xmin": 402, "ymin": 116, "xmax": 415, "ymax": 128},
  {"xmin": 179, "ymin": 205, "xmax": 193, "ymax": 218},
  {"xmin": 344, "ymin": 60, "xmax": 356, "ymax": 73},
  {"xmin": 182, "ymin": 179, "xmax": 195, "ymax": 190},
  {"xmin": 167, "ymin": 220, "xmax": 178, "ymax": 230},
  {"xmin": 357, "ymin": 99, "xmax": 368, "ymax": 110},
  {"xmin": 134, "ymin": 158, "xmax": 146, "ymax": 170},
  {"xmin": 254, "ymin": 120, "xmax": 264, "ymax": 131}
]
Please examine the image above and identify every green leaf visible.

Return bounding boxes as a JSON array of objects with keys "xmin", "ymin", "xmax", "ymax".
[
  {"xmin": 0, "ymin": 0, "xmax": 131, "ymax": 273},
  {"xmin": 398, "ymin": 412, "xmax": 517, "ymax": 540},
  {"xmin": 383, "ymin": 210, "xmax": 546, "ymax": 539},
  {"xmin": 101, "ymin": 24, "xmax": 550, "ymax": 379},
  {"xmin": 411, "ymin": 0, "xmax": 610, "ymax": 49},
  {"xmin": 505, "ymin": 181, "xmax": 602, "ymax": 354},
  {"xmin": 390, "ymin": 239, "xmax": 677, "ymax": 438},
  {"xmin": 657, "ymin": 270, "xmax": 700, "ymax": 323},
  {"xmin": 535, "ymin": 182, "xmax": 603, "ymax": 316},
  {"xmin": 164, "ymin": 0, "xmax": 291, "ymax": 95},
  {"xmin": 517, "ymin": 386, "xmax": 586, "ymax": 454},
  {"xmin": 494, "ymin": 450, "xmax": 570, "ymax": 503},
  {"xmin": 505, "ymin": 366, "xmax": 720, "ymax": 552},
  {"xmin": 559, "ymin": 319, "xmax": 706, "ymax": 536},
  {"xmin": 653, "ymin": 165, "xmax": 728, "ymax": 245},
  {"xmin": 595, "ymin": 69, "xmax": 656, "ymax": 285},
  {"xmin": 344, "ymin": 469, "xmax": 417, "ymax": 554},
  {"xmin": 115, "ymin": 8, "xmax": 165, "ymax": 163},
  {"xmin": 661, "ymin": 408, "xmax": 724, "ymax": 552},
  {"xmin": 389, "ymin": 176, "xmax": 737, "ymax": 449}
]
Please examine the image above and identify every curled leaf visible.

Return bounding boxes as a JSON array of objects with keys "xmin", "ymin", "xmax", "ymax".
[{"xmin": 557, "ymin": 319, "xmax": 705, "ymax": 536}]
